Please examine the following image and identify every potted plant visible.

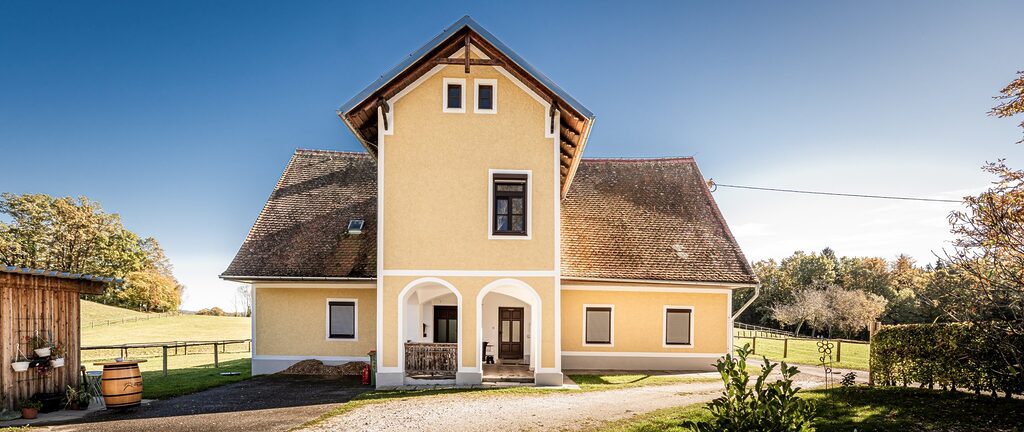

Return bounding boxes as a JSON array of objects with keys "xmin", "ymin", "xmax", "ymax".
[
  {"xmin": 19, "ymin": 399, "xmax": 41, "ymax": 420},
  {"xmin": 11, "ymin": 351, "xmax": 30, "ymax": 373},
  {"xmin": 64, "ymin": 385, "xmax": 92, "ymax": 410},
  {"xmin": 49, "ymin": 342, "xmax": 65, "ymax": 368},
  {"xmin": 27, "ymin": 334, "xmax": 51, "ymax": 358}
]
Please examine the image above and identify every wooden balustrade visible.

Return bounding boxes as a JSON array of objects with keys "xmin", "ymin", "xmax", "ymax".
[{"xmin": 404, "ymin": 342, "xmax": 457, "ymax": 378}]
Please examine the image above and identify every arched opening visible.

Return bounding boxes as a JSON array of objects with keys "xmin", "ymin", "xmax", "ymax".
[
  {"xmin": 476, "ymin": 279, "xmax": 542, "ymax": 380},
  {"xmin": 398, "ymin": 278, "xmax": 462, "ymax": 381}
]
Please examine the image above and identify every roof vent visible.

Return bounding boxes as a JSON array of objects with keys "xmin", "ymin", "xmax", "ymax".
[
  {"xmin": 670, "ymin": 244, "xmax": 688, "ymax": 259},
  {"xmin": 347, "ymin": 219, "xmax": 364, "ymax": 235}
]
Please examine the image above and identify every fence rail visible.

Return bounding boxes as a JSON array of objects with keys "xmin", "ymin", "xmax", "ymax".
[
  {"xmin": 82, "ymin": 312, "xmax": 180, "ymax": 328},
  {"xmin": 404, "ymin": 342, "xmax": 457, "ymax": 378},
  {"xmin": 734, "ymin": 322, "xmax": 795, "ymax": 339},
  {"xmin": 81, "ymin": 339, "xmax": 251, "ymax": 376}
]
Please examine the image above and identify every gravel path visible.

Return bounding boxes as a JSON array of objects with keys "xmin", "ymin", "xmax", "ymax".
[{"xmin": 307, "ymin": 366, "xmax": 859, "ymax": 432}]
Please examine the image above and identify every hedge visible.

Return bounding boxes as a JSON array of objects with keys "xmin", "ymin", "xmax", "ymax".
[{"xmin": 871, "ymin": 323, "xmax": 1023, "ymax": 397}]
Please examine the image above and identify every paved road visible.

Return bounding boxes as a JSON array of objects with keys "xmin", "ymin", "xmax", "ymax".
[{"xmin": 50, "ymin": 375, "xmax": 370, "ymax": 432}]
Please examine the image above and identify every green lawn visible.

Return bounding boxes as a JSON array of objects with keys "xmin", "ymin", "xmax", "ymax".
[
  {"xmin": 596, "ymin": 386, "xmax": 1024, "ymax": 431},
  {"xmin": 81, "ymin": 300, "xmax": 152, "ymax": 325},
  {"xmin": 140, "ymin": 357, "xmax": 252, "ymax": 399},
  {"xmin": 734, "ymin": 335, "xmax": 869, "ymax": 371},
  {"xmin": 570, "ymin": 374, "xmax": 720, "ymax": 391}
]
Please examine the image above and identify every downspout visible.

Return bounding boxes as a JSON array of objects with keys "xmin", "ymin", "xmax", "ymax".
[{"xmin": 731, "ymin": 284, "xmax": 760, "ymax": 321}]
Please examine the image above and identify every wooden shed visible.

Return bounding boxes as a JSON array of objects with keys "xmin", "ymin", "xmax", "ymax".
[{"xmin": 0, "ymin": 267, "xmax": 111, "ymax": 410}]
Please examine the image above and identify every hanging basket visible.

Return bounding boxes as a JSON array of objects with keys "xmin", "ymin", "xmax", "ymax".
[
  {"xmin": 11, "ymin": 361, "xmax": 30, "ymax": 372},
  {"xmin": 50, "ymin": 357, "xmax": 65, "ymax": 368},
  {"xmin": 34, "ymin": 347, "xmax": 52, "ymax": 358}
]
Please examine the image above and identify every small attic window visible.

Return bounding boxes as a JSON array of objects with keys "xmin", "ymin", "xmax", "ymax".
[
  {"xmin": 671, "ymin": 244, "xmax": 688, "ymax": 259},
  {"xmin": 348, "ymin": 219, "xmax": 364, "ymax": 235},
  {"xmin": 443, "ymin": 78, "xmax": 466, "ymax": 113}
]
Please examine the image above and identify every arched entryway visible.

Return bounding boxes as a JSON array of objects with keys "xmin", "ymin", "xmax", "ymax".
[
  {"xmin": 398, "ymin": 278, "xmax": 462, "ymax": 381},
  {"xmin": 476, "ymin": 279, "xmax": 542, "ymax": 379}
]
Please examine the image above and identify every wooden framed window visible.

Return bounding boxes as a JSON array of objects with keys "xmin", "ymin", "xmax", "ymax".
[
  {"xmin": 433, "ymin": 305, "xmax": 458, "ymax": 343},
  {"xmin": 492, "ymin": 174, "xmax": 527, "ymax": 236},
  {"xmin": 664, "ymin": 307, "xmax": 693, "ymax": 346},
  {"xmin": 584, "ymin": 306, "xmax": 613, "ymax": 345},
  {"xmin": 474, "ymin": 79, "xmax": 497, "ymax": 113},
  {"xmin": 442, "ymin": 78, "xmax": 466, "ymax": 113},
  {"xmin": 327, "ymin": 300, "xmax": 356, "ymax": 340}
]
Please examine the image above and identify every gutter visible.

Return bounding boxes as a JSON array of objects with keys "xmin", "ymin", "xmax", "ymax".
[
  {"xmin": 731, "ymin": 284, "xmax": 760, "ymax": 321},
  {"xmin": 561, "ymin": 276, "xmax": 757, "ymax": 289},
  {"xmin": 219, "ymin": 275, "xmax": 377, "ymax": 283}
]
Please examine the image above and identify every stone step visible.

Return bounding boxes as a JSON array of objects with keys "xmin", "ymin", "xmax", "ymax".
[{"xmin": 482, "ymin": 376, "xmax": 534, "ymax": 383}]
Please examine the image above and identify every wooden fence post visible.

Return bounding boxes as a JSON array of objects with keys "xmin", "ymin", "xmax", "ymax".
[
  {"xmin": 836, "ymin": 341, "xmax": 842, "ymax": 363},
  {"xmin": 868, "ymin": 321, "xmax": 881, "ymax": 387},
  {"xmin": 752, "ymin": 337, "xmax": 757, "ymax": 355},
  {"xmin": 162, "ymin": 346, "xmax": 168, "ymax": 377},
  {"xmin": 783, "ymin": 338, "xmax": 789, "ymax": 358},
  {"xmin": 214, "ymin": 342, "xmax": 219, "ymax": 368}
]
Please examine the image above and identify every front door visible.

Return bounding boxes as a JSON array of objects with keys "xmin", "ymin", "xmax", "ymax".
[
  {"xmin": 498, "ymin": 307, "xmax": 524, "ymax": 359},
  {"xmin": 433, "ymin": 306, "xmax": 458, "ymax": 343}
]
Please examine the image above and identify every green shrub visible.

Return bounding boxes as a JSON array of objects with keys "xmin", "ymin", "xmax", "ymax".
[
  {"xmin": 689, "ymin": 344, "xmax": 816, "ymax": 431},
  {"xmin": 871, "ymin": 323, "xmax": 1023, "ymax": 397}
]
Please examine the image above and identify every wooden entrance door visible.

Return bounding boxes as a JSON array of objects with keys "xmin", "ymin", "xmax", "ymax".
[
  {"xmin": 498, "ymin": 307, "xmax": 524, "ymax": 359},
  {"xmin": 433, "ymin": 306, "xmax": 458, "ymax": 343}
]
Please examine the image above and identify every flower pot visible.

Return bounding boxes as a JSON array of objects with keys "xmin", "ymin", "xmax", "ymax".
[
  {"xmin": 34, "ymin": 347, "xmax": 51, "ymax": 357},
  {"xmin": 12, "ymin": 361, "xmax": 30, "ymax": 372},
  {"xmin": 50, "ymin": 357, "xmax": 64, "ymax": 368},
  {"xmin": 20, "ymin": 407, "xmax": 38, "ymax": 419}
]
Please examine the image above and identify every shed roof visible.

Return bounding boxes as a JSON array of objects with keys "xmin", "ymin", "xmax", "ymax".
[{"xmin": 1, "ymin": 266, "xmax": 118, "ymax": 284}]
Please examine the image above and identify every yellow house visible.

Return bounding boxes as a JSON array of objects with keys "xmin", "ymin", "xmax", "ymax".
[{"xmin": 222, "ymin": 16, "xmax": 757, "ymax": 387}]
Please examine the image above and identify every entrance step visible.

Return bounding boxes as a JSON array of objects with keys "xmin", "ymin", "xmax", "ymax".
[{"xmin": 482, "ymin": 376, "xmax": 534, "ymax": 384}]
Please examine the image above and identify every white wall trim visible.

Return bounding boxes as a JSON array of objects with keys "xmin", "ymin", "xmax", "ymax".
[
  {"xmin": 582, "ymin": 304, "xmax": 614, "ymax": 347},
  {"xmin": 376, "ymin": 106, "xmax": 386, "ymax": 367},
  {"xmin": 727, "ymin": 289, "xmax": 734, "ymax": 355},
  {"xmin": 663, "ymin": 305, "xmax": 696, "ymax": 349},
  {"xmin": 487, "ymin": 169, "xmax": 532, "ymax": 240},
  {"xmin": 561, "ymin": 351, "xmax": 725, "ymax": 358},
  {"xmin": 473, "ymin": 78, "xmax": 498, "ymax": 114},
  {"xmin": 449, "ymin": 44, "xmax": 490, "ymax": 60},
  {"xmin": 253, "ymin": 355, "xmax": 369, "ymax": 362},
  {"xmin": 475, "ymin": 278, "xmax": 543, "ymax": 373},
  {"xmin": 397, "ymin": 277, "xmax": 463, "ymax": 373},
  {"xmin": 252, "ymin": 281, "xmax": 376, "ymax": 289},
  {"xmin": 325, "ymin": 298, "xmax": 359, "ymax": 342},
  {"xmin": 562, "ymin": 285, "xmax": 732, "ymax": 294},
  {"xmin": 381, "ymin": 270, "xmax": 555, "ymax": 277},
  {"xmin": 442, "ymin": 77, "xmax": 466, "ymax": 113},
  {"xmin": 383, "ymin": 64, "xmax": 445, "ymax": 136},
  {"xmin": 494, "ymin": 66, "xmax": 554, "ymax": 138}
]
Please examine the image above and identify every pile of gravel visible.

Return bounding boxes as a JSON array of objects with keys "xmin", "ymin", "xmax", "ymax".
[{"xmin": 279, "ymin": 359, "xmax": 367, "ymax": 376}]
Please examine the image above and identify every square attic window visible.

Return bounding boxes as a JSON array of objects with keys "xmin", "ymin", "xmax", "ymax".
[{"xmin": 347, "ymin": 219, "xmax": 364, "ymax": 234}]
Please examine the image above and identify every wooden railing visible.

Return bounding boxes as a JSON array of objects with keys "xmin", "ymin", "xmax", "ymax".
[{"xmin": 404, "ymin": 342, "xmax": 457, "ymax": 378}]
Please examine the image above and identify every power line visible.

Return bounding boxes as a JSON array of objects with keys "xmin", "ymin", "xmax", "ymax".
[{"xmin": 707, "ymin": 180, "xmax": 962, "ymax": 203}]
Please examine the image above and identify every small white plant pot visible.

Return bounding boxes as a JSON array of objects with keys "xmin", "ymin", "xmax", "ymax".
[
  {"xmin": 34, "ymin": 347, "xmax": 51, "ymax": 357},
  {"xmin": 12, "ymin": 361, "xmax": 30, "ymax": 372},
  {"xmin": 50, "ymin": 357, "xmax": 65, "ymax": 368}
]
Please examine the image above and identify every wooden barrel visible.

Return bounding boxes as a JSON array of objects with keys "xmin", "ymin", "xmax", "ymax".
[{"xmin": 98, "ymin": 362, "xmax": 144, "ymax": 409}]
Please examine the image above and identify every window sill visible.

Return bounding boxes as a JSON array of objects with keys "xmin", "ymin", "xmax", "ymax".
[
  {"xmin": 326, "ymin": 337, "xmax": 359, "ymax": 342},
  {"xmin": 488, "ymin": 233, "xmax": 531, "ymax": 240}
]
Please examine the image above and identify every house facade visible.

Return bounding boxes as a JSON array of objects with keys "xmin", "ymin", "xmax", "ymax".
[{"xmin": 223, "ymin": 16, "xmax": 757, "ymax": 387}]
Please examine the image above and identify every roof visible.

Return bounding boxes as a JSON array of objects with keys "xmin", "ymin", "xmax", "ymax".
[
  {"xmin": 1, "ymin": 266, "xmax": 118, "ymax": 284},
  {"xmin": 223, "ymin": 151, "xmax": 757, "ymax": 286},
  {"xmin": 560, "ymin": 158, "xmax": 757, "ymax": 285},
  {"xmin": 221, "ymin": 150, "xmax": 377, "ymax": 280},
  {"xmin": 339, "ymin": 15, "xmax": 594, "ymax": 120}
]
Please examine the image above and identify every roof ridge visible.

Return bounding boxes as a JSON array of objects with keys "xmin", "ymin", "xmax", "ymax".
[
  {"xmin": 294, "ymin": 148, "xmax": 371, "ymax": 157},
  {"xmin": 582, "ymin": 156, "xmax": 695, "ymax": 163}
]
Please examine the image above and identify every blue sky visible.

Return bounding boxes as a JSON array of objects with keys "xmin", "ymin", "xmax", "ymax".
[{"xmin": 2, "ymin": 1, "xmax": 1022, "ymax": 310}]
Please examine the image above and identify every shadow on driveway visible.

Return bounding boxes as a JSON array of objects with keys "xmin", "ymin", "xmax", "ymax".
[{"xmin": 54, "ymin": 374, "xmax": 370, "ymax": 432}]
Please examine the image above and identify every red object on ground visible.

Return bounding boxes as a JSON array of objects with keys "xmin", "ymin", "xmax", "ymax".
[{"xmin": 361, "ymin": 364, "xmax": 370, "ymax": 385}]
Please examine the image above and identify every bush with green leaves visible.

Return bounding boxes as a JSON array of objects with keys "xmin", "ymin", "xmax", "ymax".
[
  {"xmin": 688, "ymin": 344, "xmax": 816, "ymax": 431},
  {"xmin": 871, "ymin": 323, "xmax": 1023, "ymax": 397}
]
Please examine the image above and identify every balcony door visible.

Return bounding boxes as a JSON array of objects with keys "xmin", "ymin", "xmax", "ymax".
[
  {"xmin": 498, "ymin": 307, "xmax": 524, "ymax": 359},
  {"xmin": 433, "ymin": 305, "xmax": 458, "ymax": 343}
]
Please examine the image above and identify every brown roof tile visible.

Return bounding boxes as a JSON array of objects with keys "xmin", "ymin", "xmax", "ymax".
[
  {"xmin": 224, "ymin": 152, "xmax": 756, "ymax": 285},
  {"xmin": 560, "ymin": 158, "xmax": 757, "ymax": 285}
]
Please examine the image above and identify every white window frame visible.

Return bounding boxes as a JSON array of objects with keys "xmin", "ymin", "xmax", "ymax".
[
  {"xmin": 487, "ymin": 169, "xmax": 532, "ymax": 240},
  {"xmin": 473, "ymin": 78, "xmax": 497, "ymax": 114},
  {"xmin": 442, "ymin": 77, "xmax": 466, "ymax": 113},
  {"xmin": 662, "ymin": 305, "xmax": 695, "ymax": 348},
  {"xmin": 326, "ymin": 298, "xmax": 358, "ymax": 342},
  {"xmin": 582, "ymin": 304, "xmax": 614, "ymax": 347}
]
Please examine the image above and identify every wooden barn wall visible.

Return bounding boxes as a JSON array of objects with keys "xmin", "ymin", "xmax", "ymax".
[{"xmin": 0, "ymin": 273, "xmax": 96, "ymax": 410}]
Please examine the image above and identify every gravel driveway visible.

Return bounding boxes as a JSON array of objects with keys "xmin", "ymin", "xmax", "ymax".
[
  {"xmin": 306, "ymin": 365, "xmax": 861, "ymax": 432},
  {"xmin": 49, "ymin": 375, "xmax": 370, "ymax": 432}
]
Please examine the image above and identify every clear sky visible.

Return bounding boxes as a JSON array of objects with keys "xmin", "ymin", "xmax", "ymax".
[{"xmin": 2, "ymin": 1, "xmax": 1022, "ymax": 311}]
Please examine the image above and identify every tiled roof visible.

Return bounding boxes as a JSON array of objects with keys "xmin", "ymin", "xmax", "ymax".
[
  {"xmin": 561, "ymin": 158, "xmax": 757, "ymax": 285},
  {"xmin": 222, "ymin": 150, "xmax": 377, "ymax": 279},
  {"xmin": 223, "ymin": 151, "xmax": 756, "ymax": 285}
]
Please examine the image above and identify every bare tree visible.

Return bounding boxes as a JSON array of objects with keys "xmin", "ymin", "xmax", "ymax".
[{"xmin": 235, "ymin": 285, "xmax": 253, "ymax": 317}]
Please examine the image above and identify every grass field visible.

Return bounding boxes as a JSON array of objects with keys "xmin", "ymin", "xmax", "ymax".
[
  {"xmin": 596, "ymin": 386, "xmax": 1024, "ymax": 431},
  {"xmin": 733, "ymin": 334, "xmax": 870, "ymax": 371},
  {"xmin": 80, "ymin": 300, "xmax": 151, "ymax": 324}
]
